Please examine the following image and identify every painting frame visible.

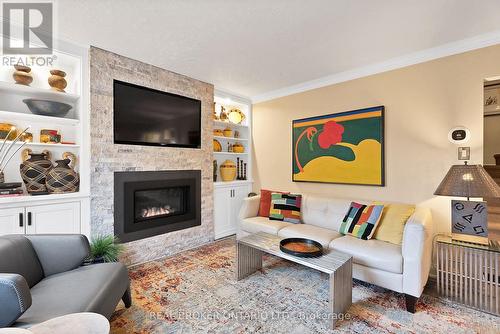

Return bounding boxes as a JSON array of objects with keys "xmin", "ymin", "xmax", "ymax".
[
  {"xmin": 484, "ymin": 84, "xmax": 500, "ymax": 115},
  {"xmin": 291, "ymin": 106, "xmax": 385, "ymax": 186}
]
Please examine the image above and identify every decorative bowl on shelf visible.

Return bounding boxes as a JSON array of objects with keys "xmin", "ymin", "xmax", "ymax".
[
  {"xmin": 214, "ymin": 129, "xmax": 223, "ymax": 137},
  {"xmin": 223, "ymin": 127, "xmax": 233, "ymax": 137},
  {"xmin": 232, "ymin": 142, "xmax": 245, "ymax": 153},
  {"xmin": 22, "ymin": 99, "xmax": 72, "ymax": 117}
]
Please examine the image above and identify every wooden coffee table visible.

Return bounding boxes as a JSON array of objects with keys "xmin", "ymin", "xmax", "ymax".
[{"xmin": 237, "ymin": 232, "xmax": 352, "ymax": 328}]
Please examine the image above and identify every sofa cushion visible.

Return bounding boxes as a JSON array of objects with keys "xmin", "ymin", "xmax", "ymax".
[
  {"xmin": 258, "ymin": 189, "xmax": 288, "ymax": 217},
  {"xmin": 14, "ymin": 263, "xmax": 129, "ymax": 327},
  {"xmin": 301, "ymin": 195, "xmax": 352, "ymax": 231},
  {"xmin": 372, "ymin": 202, "xmax": 415, "ymax": 245},
  {"xmin": 330, "ymin": 236, "xmax": 402, "ymax": 274},
  {"xmin": 278, "ymin": 224, "xmax": 342, "ymax": 249},
  {"xmin": 26, "ymin": 235, "xmax": 90, "ymax": 277},
  {"xmin": 339, "ymin": 202, "xmax": 384, "ymax": 240},
  {"xmin": 240, "ymin": 217, "xmax": 291, "ymax": 235},
  {"xmin": 0, "ymin": 235, "xmax": 44, "ymax": 288},
  {"xmin": 269, "ymin": 193, "xmax": 302, "ymax": 224}
]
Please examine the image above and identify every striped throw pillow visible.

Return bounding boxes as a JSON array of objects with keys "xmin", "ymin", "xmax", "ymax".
[
  {"xmin": 269, "ymin": 193, "xmax": 302, "ymax": 224},
  {"xmin": 339, "ymin": 202, "xmax": 384, "ymax": 240}
]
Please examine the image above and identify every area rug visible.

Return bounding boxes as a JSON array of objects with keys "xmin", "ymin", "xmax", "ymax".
[{"xmin": 110, "ymin": 237, "xmax": 499, "ymax": 334}]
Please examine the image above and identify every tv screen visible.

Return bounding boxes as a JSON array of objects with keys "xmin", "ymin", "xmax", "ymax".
[{"xmin": 113, "ymin": 80, "xmax": 201, "ymax": 148}]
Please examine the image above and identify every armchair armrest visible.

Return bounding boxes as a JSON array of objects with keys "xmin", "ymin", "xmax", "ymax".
[
  {"xmin": 239, "ymin": 195, "xmax": 261, "ymax": 220},
  {"xmin": 0, "ymin": 273, "xmax": 32, "ymax": 327},
  {"xmin": 402, "ymin": 207, "xmax": 433, "ymax": 297},
  {"xmin": 26, "ymin": 235, "xmax": 90, "ymax": 277}
]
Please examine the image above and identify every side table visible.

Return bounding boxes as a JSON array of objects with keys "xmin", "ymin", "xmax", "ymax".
[{"xmin": 435, "ymin": 234, "xmax": 499, "ymax": 315}]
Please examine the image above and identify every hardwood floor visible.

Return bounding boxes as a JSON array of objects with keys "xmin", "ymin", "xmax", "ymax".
[{"xmin": 485, "ymin": 165, "xmax": 500, "ymax": 241}]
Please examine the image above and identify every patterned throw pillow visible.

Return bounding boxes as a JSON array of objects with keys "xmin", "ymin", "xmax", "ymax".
[
  {"xmin": 258, "ymin": 189, "xmax": 289, "ymax": 217},
  {"xmin": 339, "ymin": 202, "xmax": 384, "ymax": 240},
  {"xmin": 269, "ymin": 193, "xmax": 302, "ymax": 224}
]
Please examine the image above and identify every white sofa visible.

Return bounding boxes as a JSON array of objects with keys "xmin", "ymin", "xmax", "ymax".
[{"xmin": 238, "ymin": 194, "xmax": 433, "ymax": 313}]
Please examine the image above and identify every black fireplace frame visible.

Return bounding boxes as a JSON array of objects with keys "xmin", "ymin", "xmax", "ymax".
[{"xmin": 114, "ymin": 170, "xmax": 201, "ymax": 242}]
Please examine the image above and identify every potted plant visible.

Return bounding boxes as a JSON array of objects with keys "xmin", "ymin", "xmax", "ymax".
[{"xmin": 89, "ymin": 235, "xmax": 124, "ymax": 263}]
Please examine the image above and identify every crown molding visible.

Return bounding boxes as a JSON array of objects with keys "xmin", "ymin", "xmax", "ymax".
[{"xmin": 251, "ymin": 30, "xmax": 500, "ymax": 104}]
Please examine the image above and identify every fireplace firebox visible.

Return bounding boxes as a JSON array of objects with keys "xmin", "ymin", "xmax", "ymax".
[{"xmin": 114, "ymin": 170, "xmax": 201, "ymax": 242}]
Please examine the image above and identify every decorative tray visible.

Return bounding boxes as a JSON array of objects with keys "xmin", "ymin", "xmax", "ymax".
[{"xmin": 279, "ymin": 238, "xmax": 323, "ymax": 258}]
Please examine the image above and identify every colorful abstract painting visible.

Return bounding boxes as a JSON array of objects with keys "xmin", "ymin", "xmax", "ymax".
[{"xmin": 292, "ymin": 106, "xmax": 384, "ymax": 185}]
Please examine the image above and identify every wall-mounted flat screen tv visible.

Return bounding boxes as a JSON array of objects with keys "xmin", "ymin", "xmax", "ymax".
[{"xmin": 113, "ymin": 80, "xmax": 201, "ymax": 148}]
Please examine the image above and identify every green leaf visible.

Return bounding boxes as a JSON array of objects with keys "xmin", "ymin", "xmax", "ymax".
[{"xmin": 90, "ymin": 235, "xmax": 124, "ymax": 262}]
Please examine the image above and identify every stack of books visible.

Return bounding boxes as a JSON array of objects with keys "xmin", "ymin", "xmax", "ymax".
[{"xmin": 0, "ymin": 182, "xmax": 24, "ymax": 197}]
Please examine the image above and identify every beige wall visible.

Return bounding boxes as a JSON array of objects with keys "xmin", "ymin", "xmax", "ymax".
[
  {"xmin": 252, "ymin": 44, "xmax": 500, "ymax": 234},
  {"xmin": 484, "ymin": 114, "xmax": 500, "ymax": 165}
]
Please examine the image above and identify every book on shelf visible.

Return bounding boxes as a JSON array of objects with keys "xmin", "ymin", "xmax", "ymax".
[
  {"xmin": 0, "ymin": 193, "xmax": 24, "ymax": 198},
  {"xmin": 0, "ymin": 182, "xmax": 22, "ymax": 189},
  {"xmin": 0, "ymin": 188, "xmax": 24, "ymax": 195}
]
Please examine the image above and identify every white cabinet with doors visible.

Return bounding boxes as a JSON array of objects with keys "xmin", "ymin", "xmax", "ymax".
[
  {"xmin": 0, "ymin": 201, "xmax": 80, "ymax": 236},
  {"xmin": 214, "ymin": 182, "xmax": 252, "ymax": 239},
  {"xmin": 0, "ymin": 207, "xmax": 25, "ymax": 235}
]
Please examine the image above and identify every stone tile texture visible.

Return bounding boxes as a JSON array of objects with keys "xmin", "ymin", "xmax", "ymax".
[{"xmin": 90, "ymin": 46, "xmax": 214, "ymax": 266}]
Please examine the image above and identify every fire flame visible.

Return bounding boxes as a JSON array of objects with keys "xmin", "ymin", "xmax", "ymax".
[{"xmin": 141, "ymin": 206, "xmax": 174, "ymax": 218}]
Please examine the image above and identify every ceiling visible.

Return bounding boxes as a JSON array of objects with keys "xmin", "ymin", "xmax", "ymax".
[{"xmin": 52, "ymin": 0, "xmax": 500, "ymax": 100}]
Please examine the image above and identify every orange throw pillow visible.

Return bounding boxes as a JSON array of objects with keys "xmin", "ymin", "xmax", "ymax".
[{"xmin": 259, "ymin": 189, "xmax": 288, "ymax": 217}]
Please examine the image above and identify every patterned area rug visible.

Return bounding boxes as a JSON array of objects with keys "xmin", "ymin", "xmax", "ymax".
[{"xmin": 111, "ymin": 237, "xmax": 499, "ymax": 334}]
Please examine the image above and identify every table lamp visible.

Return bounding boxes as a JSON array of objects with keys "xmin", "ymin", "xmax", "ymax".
[{"xmin": 434, "ymin": 161, "xmax": 500, "ymax": 244}]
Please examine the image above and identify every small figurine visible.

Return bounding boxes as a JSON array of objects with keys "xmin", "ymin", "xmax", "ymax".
[
  {"xmin": 219, "ymin": 106, "xmax": 229, "ymax": 122},
  {"xmin": 236, "ymin": 158, "xmax": 241, "ymax": 180},
  {"xmin": 213, "ymin": 160, "xmax": 218, "ymax": 182}
]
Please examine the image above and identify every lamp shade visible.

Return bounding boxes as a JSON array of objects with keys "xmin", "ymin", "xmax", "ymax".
[{"xmin": 434, "ymin": 163, "xmax": 500, "ymax": 198}]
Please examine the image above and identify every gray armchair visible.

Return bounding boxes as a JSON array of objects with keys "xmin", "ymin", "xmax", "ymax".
[{"xmin": 0, "ymin": 234, "xmax": 131, "ymax": 328}]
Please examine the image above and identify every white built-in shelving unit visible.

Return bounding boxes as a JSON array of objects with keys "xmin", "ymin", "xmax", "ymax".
[
  {"xmin": 0, "ymin": 34, "xmax": 90, "ymax": 236},
  {"xmin": 213, "ymin": 95, "xmax": 252, "ymax": 183},
  {"xmin": 213, "ymin": 91, "xmax": 253, "ymax": 239}
]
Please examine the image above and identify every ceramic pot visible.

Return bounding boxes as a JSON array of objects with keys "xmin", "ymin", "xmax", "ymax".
[
  {"xmin": 0, "ymin": 123, "xmax": 17, "ymax": 140},
  {"xmin": 46, "ymin": 153, "xmax": 79, "ymax": 193},
  {"xmin": 13, "ymin": 65, "xmax": 32, "ymax": 86},
  {"xmin": 48, "ymin": 69, "xmax": 67, "ymax": 92},
  {"xmin": 220, "ymin": 159, "xmax": 236, "ymax": 181},
  {"xmin": 213, "ymin": 129, "xmax": 223, "ymax": 136},
  {"xmin": 20, "ymin": 150, "xmax": 53, "ymax": 195},
  {"xmin": 19, "ymin": 132, "xmax": 33, "ymax": 142},
  {"xmin": 223, "ymin": 127, "xmax": 233, "ymax": 137},
  {"xmin": 232, "ymin": 142, "xmax": 245, "ymax": 153}
]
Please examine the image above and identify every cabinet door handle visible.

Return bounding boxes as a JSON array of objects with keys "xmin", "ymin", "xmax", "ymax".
[
  {"xmin": 27, "ymin": 212, "xmax": 32, "ymax": 226},
  {"xmin": 19, "ymin": 213, "xmax": 23, "ymax": 227}
]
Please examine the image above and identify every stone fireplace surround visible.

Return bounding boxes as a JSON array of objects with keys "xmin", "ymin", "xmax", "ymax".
[{"xmin": 90, "ymin": 47, "xmax": 214, "ymax": 265}]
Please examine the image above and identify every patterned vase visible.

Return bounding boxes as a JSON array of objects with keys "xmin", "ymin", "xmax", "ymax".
[
  {"xmin": 46, "ymin": 156, "xmax": 79, "ymax": 193},
  {"xmin": 20, "ymin": 150, "xmax": 53, "ymax": 195}
]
